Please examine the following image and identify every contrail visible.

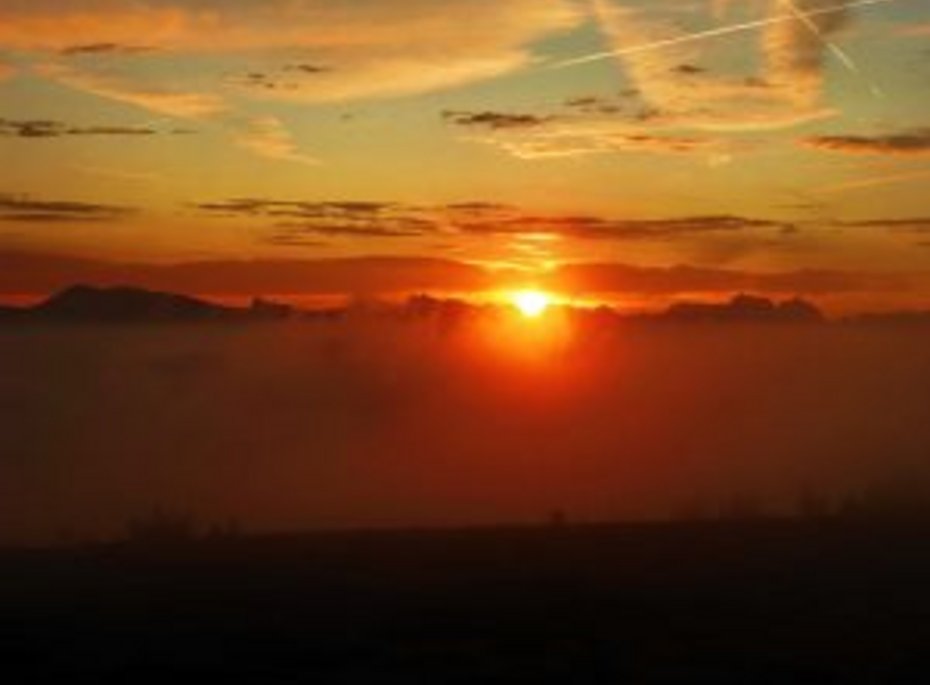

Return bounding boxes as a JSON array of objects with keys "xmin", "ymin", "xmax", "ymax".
[
  {"xmin": 781, "ymin": 0, "xmax": 859, "ymax": 73},
  {"xmin": 548, "ymin": 0, "xmax": 893, "ymax": 71},
  {"xmin": 819, "ymin": 168, "xmax": 930, "ymax": 194},
  {"xmin": 779, "ymin": 0, "xmax": 885, "ymax": 98}
]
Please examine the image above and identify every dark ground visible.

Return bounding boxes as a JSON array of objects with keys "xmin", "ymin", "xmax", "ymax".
[{"xmin": 2, "ymin": 521, "xmax": 929, "ymax": 683}]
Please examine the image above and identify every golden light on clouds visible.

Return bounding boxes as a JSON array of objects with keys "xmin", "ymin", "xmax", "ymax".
[{"xmin": 0, "ymin": 0, "xmax": 926, "ymax": 311}]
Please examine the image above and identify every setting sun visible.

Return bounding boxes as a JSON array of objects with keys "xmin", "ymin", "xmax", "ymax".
[{"xmin": 512, "ymin": 290, "xmax": 552, "ymax": 318}]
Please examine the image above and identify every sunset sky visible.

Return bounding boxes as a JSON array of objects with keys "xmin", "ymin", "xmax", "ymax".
[{"xmin": 1, "ymin": 0, "xmax": 928, "ymax": 311}]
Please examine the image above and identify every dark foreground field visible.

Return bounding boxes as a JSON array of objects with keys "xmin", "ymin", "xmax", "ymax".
[{"xmin": 2, "ymin": 521, "xmax": 929, "ymax": 683}]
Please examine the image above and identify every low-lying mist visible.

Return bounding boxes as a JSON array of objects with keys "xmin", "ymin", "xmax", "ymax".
[{"xmin": 2, "ymin": 314, "xmax": 930, "ymax": 544}]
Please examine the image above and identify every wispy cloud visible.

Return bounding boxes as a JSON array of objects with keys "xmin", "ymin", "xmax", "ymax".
[
  {"xmin": 2, "ymin": 1, "xmax": 581, "ymax": 104},
  {"xmin": 0, "ymin": 251, "xmax": 492, "ymax": 297},
  {"xmin": 32, "ymin": 65, "xmax": 329, "ymax": 169},
  {"xmin": 72, "ymin": 165, "xmax": 164, "ymax": 185},
  {"xmin": 196, "ymin": 199, "xmax": 400, "ymax": 219},
  {"xmin": 60, "ymin": 43, "xmax": 155, "ymax": 57},
  {"xmin": 455, "ymin": 213, "xmax": 793, "ymax": 241},
  {"xmin": 37, "ymin": 63, "xmax": 226, "ymax": 120},
  {"xmin": 804, "ymin": 129, "xmax": 930, "ymax": 155},
  {"xmin": 897, "ymin": 22, "xmax": 930, "ymax": 37},
  {"xmin": 232, "ymin": 116, "xmax": 317, "ymax": 166},
  {"xmin": 763, "ymin": 0, "xmax": 857, "ymax": 105},
  {"xmin": 0, "ymin": 193, "xmax": 133, "ymax": 223},
  {"xmin": 0, "ymin": 117, "xmax": 188, "ymax": 138},
  {"xmin": 818, "ymin": 168, "xmax": 930, "ymax": 193},
  {"xmin": 563, "ymin": 96, "xmax": 625, "ymax": 115},
  {"xmin": 565, "ymin": 0, "xmax": 861, "ymax": 131},
  {"xmin": 0, "ymin": 0, "xmax": 584, "ymax": 164},
  {"xmin": 839, "ymin": 217, "xmax": 930, "ymax": 231},
  {"xmin": 441, "ymin": 0, "xmax": 857, "ymax": 161},
  {"xmin": 445, "ymin": 113, "xmax": 723, "ymax": 159},
  {"xmin": 196, "ymin": 196, "xmax": 793, "ymax": 244},
  {"xmin": 198, "ymin": 198, "xmax": 432, "ymax": 242},
  {"xmin": 0, "ymin": 250, "xmax": 908, "ymax": 300},
  {"xmin": 441, "ymin": 110, "xmax": 554, "ymax": 130},
  {"xmin": 553, "ymin": 261, "xmax": 907, "ymax": 297}
]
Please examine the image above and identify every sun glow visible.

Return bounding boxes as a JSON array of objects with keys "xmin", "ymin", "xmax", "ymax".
[{"xmin": 511, "ymin": 290, "xmax": 552, "ymax": 318}]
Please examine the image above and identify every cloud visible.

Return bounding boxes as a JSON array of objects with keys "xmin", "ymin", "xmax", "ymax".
[
  {"xmin": 445, "ymin": 202, "xmax": 516, "ymax": 213},
  {"xmin": 0, "ymin": 0, "xmax": 576, "ymax": 53},
  {"xmin": 197, "ymin": 197, "xmax": 797, "ymax": 244},
  {"xmin": 563, "ymin": 96, "xmax": 624, "ymax": 115},
  {"xmin": 0, "ymin": 250, "xmax": 912, "ymax": 301},
  {"xmin": 584, "ymin": 0, "xmax": 848, "ymax": 131},
  {"xmin": 285, "ymin": 63, "xmax": 332, "ymax": 75},
  {"xmin": 72, "ymin": 165, "xmax": 165, "ymax": 185},
  {"xmin": 441, "ymin": 0, "xmax": 856, "ymax": 160},
  {"xmin": 30, "ymin": 69, "xmax": 320, "ymax": 166},
  {"xmin": 451, "ymin": 117, "xmax": 723, "ymax": 159},
  {"xmin": 515, "ymin": 129, "xmax": 718, "ymax": 158},
  {"xmin": 441, "ymin": 108, "xmax": 723, "ymax": 158},
  {"xmin": 550, "ymin": 262, "xmax": 907, "ymax": 297},
  {"xmin": 839, "ymin": 217, "xmax": 930, "ymax": 232},
  {"xmin": 804, "ymin": 129, "xmax": 930, "ymax": 155},
  {"xmin": 897, "ymin": 23, "xmax": 930, "ymax": 37},
  {"xmin": 234, "ymin": 71, "xmax": 296, "ymax": 94},
  {"xmin": 763, "ymin": 0, "xmax": 853, "ymax": 106},
  {"xmin": 228, "ymin": 53, "xmax": 534, "ymax": 104},
  {"xmin": 271, "ymin": 222, "xmax": 430, "ymax": 241},
  {"xmin": 198, "ymin": 198, "xmax": 436, "ymax": 241},
  {"xmin": 232, "ymin": 116, "xmax": 317, "ymax": 166},
  {"xmin": 712, "ymin": 0, "xmax": 741, "ymax": 19},
  {"xmin": 230, "ymin": 64, "xmax": 334, "ymax": 94},
  {"xmin": 264, "ymin": 235, "xmax": 330, "ymax": 249},
  {"xmin": 60, "ymin": 43, "xmax": 154, "ymax": 56},
  {"xmin": 0, "ymin": 193, "xmax": 133, "ymax": 223},
  {"xmin": 2, "ymin": 0, "xmax": 581, "ymax": 104},
  {"xmin": 455, "ymin": 213, "xmax": 792, "ymax": 241},
  {"xmin": 0, "ymin": 117, "xmax": 177, "ymax": 138},
  {"xmin": 673, "ymin": 63, "xmax": 708, "ymax": 75},
  {"xmin": 229, "ymin": 0, "xmax": 581, "ymax": 103},
  {"xmin": 37, "ymin": 63, "xmax": 226, "ymax": 119},
  {"xmin": 25, "ymin": 0, "xmax": 591, "ymax": 161},
  {"xmin": 0, "ymin": 62, "xmax": 13, "ymax": 81},
  {"xmin": 442, "ymin": 110, "xmax": 554, "ymax": 130},
  {"xmin": 196, "ymin": 199, "xmax": 402, "ymax": 219},
  {"xmin": 818, "ymin": 168, "xmax": 930, "ymax": 194},
  {"xmin": 0, "ymin": 251, "xmax": 492, "ymax": 296}
]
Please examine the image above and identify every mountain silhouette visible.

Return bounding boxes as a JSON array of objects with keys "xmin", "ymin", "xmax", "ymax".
[
  {"xmin": 32, "ymin": 285, "xmax": 236, "ymax": 322},
  {"xmin": 0, "ymin": 286, "xmax": 839, "ymax": 325},
  {"xmin": 663, "ymin": 294, "xmax": 823, "ymax": 323}
]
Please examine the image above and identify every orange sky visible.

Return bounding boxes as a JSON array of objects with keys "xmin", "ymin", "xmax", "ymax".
[{"xmin": 1, "ymin": 0, "xmax": 929, "ymax": 312}]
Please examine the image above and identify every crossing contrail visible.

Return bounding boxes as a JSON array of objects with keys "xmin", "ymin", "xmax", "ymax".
[
  {"xmin": 548, "ymin": 0, "xmax": 893, "ymax": 71},
  {"xmin": 819, "ymin": 168, "xmax": 930, "ymax": 194},
  {"xmin": 779, "ymin": 0, "xmax": 885, "ymax": 98}
]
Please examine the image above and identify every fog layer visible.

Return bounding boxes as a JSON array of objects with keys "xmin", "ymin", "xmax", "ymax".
[{"xmin": 2, "ymin": 316, "xmax": 929, "ymax": 543}]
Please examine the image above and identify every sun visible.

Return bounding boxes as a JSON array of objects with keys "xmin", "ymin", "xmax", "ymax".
[{"xmin": 511, "ymin": 290, "xmax": 552, "ymax": 318}]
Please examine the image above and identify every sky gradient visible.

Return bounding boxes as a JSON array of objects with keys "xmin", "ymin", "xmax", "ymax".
[{"xmin": 1, "ymin": 0, "xmax": 928, "ymax": 312}]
